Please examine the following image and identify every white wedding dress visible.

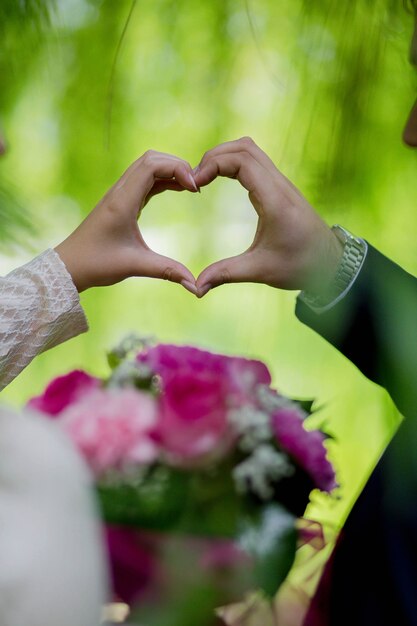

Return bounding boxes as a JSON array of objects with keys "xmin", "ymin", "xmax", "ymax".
[{"xmin": 0, "ymin": 250, "xmax": 108, "ymax": 626}]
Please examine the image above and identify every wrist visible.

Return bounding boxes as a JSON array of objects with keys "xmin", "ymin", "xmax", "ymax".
[
  {"xmin": 54, "ymin": 239, "xmax": 88, "ymax": 293},
  {"xmin": 301, "ymin": 227, "xmax": 344, "ymax": 294},
  {"xmin": 300, "ymin": 225, "xmax": 367, "ymax": 311}
]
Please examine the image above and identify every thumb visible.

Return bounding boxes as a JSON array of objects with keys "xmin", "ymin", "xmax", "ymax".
[
  {"xmin": 138, "ymin": 249, "xmax": 197, "ymax": 294},
  {"xmin": 196, "ymin": 251, "xmax": 256, "ymax": 298}
]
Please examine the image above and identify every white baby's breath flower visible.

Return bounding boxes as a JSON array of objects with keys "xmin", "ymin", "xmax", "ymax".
[
  {"xmin": 100, "ymin": 465, "xmax": 148, "ymax": 488},
  {"xmin": 233, "ymin": 444, "xmax": 295, "ymax": 500},
  {"xmin": 111, "ymin": 333, "xmax": 156, "ymax": 361},
  {"xmin": 256, "ymin": 385, "xmax": 308, "ymax": 420},
  {"xmin": 228, "ymin": 406, "xmax": 272, "ymax": 451},
  {"xmin": 108, "ymin": 360, "xmax": 153, "ymax": 389},
  {"xmin": 239, "ymin": 505, "xmax": 295, "ymax": 556}
]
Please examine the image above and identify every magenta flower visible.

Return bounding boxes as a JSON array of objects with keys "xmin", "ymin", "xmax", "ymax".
[
  {"xmin": 105, "ymin": 527, "xmax": 159, "ymax": 605},
  {"xmin": 200, "ymin": 539, "xmax": 251, "ymax": 572},
  {"xmin": 271, "ymin": 406, "xmax": 336, "ymax": 493},
  {"xmin": 138, "ymin": 344, "xmax": 271, "ymax": 407},
  {"xmin": 27, "ymin": 370, "xmax": 101, "ymax": 416},
  {"xmin": 59, "ymin": 388, "xmax": 159, "ymax": 475},
  {"xmin": 138, "ymin": 344, "xmax": 271, "ymax": 464}
]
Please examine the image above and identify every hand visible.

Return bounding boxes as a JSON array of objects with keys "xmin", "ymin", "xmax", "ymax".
[
  {"xmin": 193, "ymin": 137, "xmax": 343, "ymax": 297},
  {"xmin": 55, "ymin": 151, "xmax": 199, "ymax": 293}
]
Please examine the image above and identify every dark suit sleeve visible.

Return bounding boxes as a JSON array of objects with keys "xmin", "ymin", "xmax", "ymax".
[
  {"xmin": 295, "ymin": 244, "xmax": 417, "ymax": 419},
  {"xmin": 298, "ymin": 246, "xmax": 417, "ymax": 626}
]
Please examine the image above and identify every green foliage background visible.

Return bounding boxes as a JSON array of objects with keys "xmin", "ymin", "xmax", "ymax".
[{"xmin": 1, "ymin": 0, "xmax": 416, "ymax": 556}]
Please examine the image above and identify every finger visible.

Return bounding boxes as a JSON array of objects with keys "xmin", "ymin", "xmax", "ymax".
[
  {"xmin": 195, "ymin": 251, "xmax": 258, "ymax": 297},
  {"xmin": 115, "ymin": 152, "xmax": 199, "ymax": 214},
  {"xmin": 148, "ymin": 179, "xmax": 186, "ymax": 196},
  {"xmin": 137, "ymin": 249, "xmax": 197, "ymax": 293},
  {"xmin": 192, "ymin": 152, "xmax": 274, "ymax": 208},
  {"xmin": 144, "ymin": 179, "xmax": 187, "ymax": 206},
  {"xmin": 122, "ymin": 151, "xmax": 192, "ymax": 179},
  {"xmin": 194, "ymin": 138, "xmax": 302, "ymax": 196},
  {"xmin": 195, "ymin": 137, "xmax": 277, "ymax": 178}
]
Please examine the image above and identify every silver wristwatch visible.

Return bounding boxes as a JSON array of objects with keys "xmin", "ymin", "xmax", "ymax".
[{"xmin": 299, "ymin": 225, "xmax": 367, "ymax": 312}]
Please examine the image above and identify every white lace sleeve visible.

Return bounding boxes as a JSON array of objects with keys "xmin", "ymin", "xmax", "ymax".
[{"xmin": 0, "ymin": 249, "xmax": 88, "ymax": 390}]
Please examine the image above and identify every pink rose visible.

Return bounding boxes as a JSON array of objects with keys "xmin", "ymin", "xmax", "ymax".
[
  {"xmin": 156, "ymin": 369, "xmax": 235, "ymax": 462},
  {"xmin": 138, "ymin": 344, "xmax": 271, "ymax": 407},
  {"xmin": 27, "ymin": 370, "xmax": 101, "ymax": 416},
  {"xmin": 272, "ymin": 406, "xmax": 337, "ymax": 493},
  {"xmin": 138, "ymin": 345, "xmax": 271, "ymax": 464},
  {"xmin": 59, "ymin": 388, "xmax": 159, "ymax": 475}
]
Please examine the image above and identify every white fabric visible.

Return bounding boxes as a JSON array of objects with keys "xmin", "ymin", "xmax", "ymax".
[
  {"xmin": 0, "ymin": 249, "xmax": 88, "ymax": 390},
  {"xmin": 0, "ymin": 405, "xmax": 108, "ymax": 626},
  {"xmin": 0, "ymin": 251, "xmax": 107, "ymax": 624}
]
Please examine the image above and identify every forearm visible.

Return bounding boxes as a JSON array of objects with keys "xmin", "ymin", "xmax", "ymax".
[
  {"xmin": 296, "ymin": 244, "xmax": 417, "ymax": 417},
  {"xmin": 0, "ymin": 249, "xmax": 88, "ymax": 391}
]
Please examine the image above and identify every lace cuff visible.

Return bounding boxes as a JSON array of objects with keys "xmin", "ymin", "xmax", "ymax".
[{"xmin": 0, "ymin": 249, "xmax": 88, "ymax": 390}]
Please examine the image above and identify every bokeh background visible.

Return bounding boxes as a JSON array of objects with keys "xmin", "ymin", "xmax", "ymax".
[{"xmin": 1, "ymin": 0, "xmax": 416, "ymax": 570}]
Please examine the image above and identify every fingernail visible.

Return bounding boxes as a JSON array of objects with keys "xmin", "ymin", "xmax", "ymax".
[
  {"xmin": 197, "ymin": 283, "xmax": 212, "ymax": 298},
  {"xmin": 193, "ymin": 165, "xmax": 200, "ymax": 175},
  {"xmin": 187, "ymin": 173, "xmax": 199, "ymax": 193},
  {"xmin": 181, "ymin": 279, "xmax": 198, "ymax": 296}
]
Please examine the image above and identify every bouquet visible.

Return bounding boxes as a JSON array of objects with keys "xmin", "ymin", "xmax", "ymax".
[{"xmin": 28, "ymin": 336, "xmax": 336, "ymax": 625}]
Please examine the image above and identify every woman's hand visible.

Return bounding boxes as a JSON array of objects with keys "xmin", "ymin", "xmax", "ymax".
[
  {"xmin": 55, "ymin": 151, "xmax": 199, "ymax": 293},
  {"xmin": 194, "ymin": 137, "xmax": 343, "ymax": 297}
]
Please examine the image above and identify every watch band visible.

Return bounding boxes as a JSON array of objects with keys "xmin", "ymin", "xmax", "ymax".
[{"xmin": 299, "ymin": 225, "xmax": 367, "ymax": 312}]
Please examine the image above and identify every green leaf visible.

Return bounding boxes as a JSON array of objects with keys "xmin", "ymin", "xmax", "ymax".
[
  {"xmin": 106, "ymin": 350, "xmax": 121, "ymax": 371},
  {"xmin": 238, "ymin": 504, "xmax": 297, "ymax": 597},
  {"xmin": 97, "ymin": 465, "xmax": 190, "ymax": 530},
  {"xmin": 130, "ymin": 580, "xmax": 222, "ymax": 626},
  {"xmin": 292, "ymin": 398, "xmax": 315, "ymax": 415},
  {"xmin": 179, "ymin": 462, "xmax": 241, "ymax": 537}
]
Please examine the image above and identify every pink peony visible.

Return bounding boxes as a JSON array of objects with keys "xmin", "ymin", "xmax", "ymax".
[
  {"xmin": 27, "ymin": 370, "xmax": 101, "ymax": 416},
  {"xmin": 271, "ymin": 407, "xmax": 336, "ymax": 493},
  {"xmin": 138, "ymin": 344, "xmax": 271, "ymax": 464},
  {"xmin": 59, "ymin": 388, "xmax": 159, "ymax": 475}
]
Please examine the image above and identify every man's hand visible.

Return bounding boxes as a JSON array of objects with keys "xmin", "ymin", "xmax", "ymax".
[{"xmin": 193, "ymin": 137, "xmax": 343, "ymax": 297}]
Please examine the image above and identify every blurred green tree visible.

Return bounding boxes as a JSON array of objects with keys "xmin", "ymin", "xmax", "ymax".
[{"xmin": 1, "ymin": 0, "xmax": 416, "ymax": 567}]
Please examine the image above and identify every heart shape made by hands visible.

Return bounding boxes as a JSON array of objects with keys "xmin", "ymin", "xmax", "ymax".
[
  {"xmin": 141, "ymin": 176, "xmax": 258, "ymax": 298},
  {"xmin": 134, "ymin": 139, "xmax": 277, "ymax": 298},
  {"xmin": 75, "ymin": 138, "xmax": 325, "ymax": 298}
]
